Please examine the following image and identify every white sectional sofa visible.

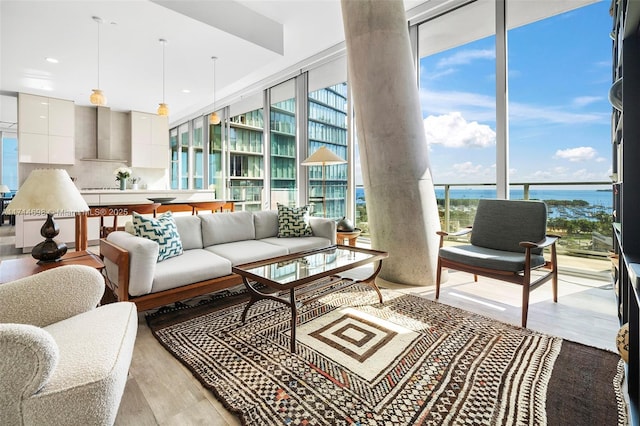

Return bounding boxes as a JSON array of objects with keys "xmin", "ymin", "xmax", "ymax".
[{"xmin": 100, "ymin": 210, "xmax": 336, "ymax": 310}]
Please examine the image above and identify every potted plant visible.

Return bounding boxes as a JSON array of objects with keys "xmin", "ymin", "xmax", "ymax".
[
  {"xmin": 113, "ymin": 167, "xmax": 132, "ymax": 190},
  {"xmin": 131, "ymin": 177, "xmax": 141, "ymax": 190}
]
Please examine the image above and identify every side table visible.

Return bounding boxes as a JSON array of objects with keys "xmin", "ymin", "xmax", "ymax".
[
  {"xmin": 337, "ymin": 228, "xmax": 362, "ymax": 246},
  {"xmin": 0, "ymin": 250, "xmax": 104, "ymax": 284}
]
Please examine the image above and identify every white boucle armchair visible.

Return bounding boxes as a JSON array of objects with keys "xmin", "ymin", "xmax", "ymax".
[{"xmin": 0, "ymin": 265, "xmax": 138, "ymax": 426}]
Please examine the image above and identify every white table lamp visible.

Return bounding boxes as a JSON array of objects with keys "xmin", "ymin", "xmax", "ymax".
[
  {"xmin": 5, "ymin": 169, "xmax": 89, "ymax": 263},
  {"xmin": 302, "ymin": 146, "xmax": 346, "ymax": 217}
]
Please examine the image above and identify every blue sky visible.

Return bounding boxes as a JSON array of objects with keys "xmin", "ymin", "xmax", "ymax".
[{"xmin": 418, "ymin": 1, "xmax": 611, "ymax": 186}]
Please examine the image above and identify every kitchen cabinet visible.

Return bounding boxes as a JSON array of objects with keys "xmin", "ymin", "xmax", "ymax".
[
  {"xmin": 131, "ymin": 111, "xmax": 169, "ymax": 169},
  {"xmin": 18, "ymin": 93, "xmax": 75, "ymax": 164}
]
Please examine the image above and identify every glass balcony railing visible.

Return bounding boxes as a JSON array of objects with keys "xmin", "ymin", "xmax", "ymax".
[{"xmin": 356, "ymin": 182, "xmax": 614, "ymax": 270}]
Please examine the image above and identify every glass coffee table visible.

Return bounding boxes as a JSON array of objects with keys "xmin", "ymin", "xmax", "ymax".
[{"xmin": 232, "ymin": 245, "xmax": 389, "ymax": 353}]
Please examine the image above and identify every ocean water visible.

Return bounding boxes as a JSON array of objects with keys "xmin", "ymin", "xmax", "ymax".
[{"xmin": 355, "ymin": 187, "xmax": 613, "ymax": 210}]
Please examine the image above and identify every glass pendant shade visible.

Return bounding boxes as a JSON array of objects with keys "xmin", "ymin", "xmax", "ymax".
[
  {"xmin": 209, "ymin": 112, "xmax": 221, "ymax": 125},
  {"xmin": 157, "ymin": 103, "xmax": 169, "ymax": 116},
  {"xmin": 90, "ymin": 89, "xmax": 106, "ymax": 106}
]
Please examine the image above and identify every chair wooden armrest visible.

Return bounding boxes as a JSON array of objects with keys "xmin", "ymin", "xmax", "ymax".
[
  {"xmin": 437, "ymin": 227, "xmax": 472, "ymax": 238},
  {"xmin": 99, "ymin": 238, "xmax": 130, "ymax": 303},
  {"xmin": 519, "ymin": 235, "xmax": 560, "ymax": 249}
]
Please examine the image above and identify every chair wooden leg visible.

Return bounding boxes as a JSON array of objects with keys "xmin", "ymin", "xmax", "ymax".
[
  {"xmin": 551, "ymin": 244, "xmax": 558, "ymax": 303},
  {"xmin": 435, "ymin": 257, "xmax": 442, "ymax": 299},
  {"xmin": 521, "ymin": 286, "xmax": 530, "ymax": 328},
  {"xmin": 474, "ymin": 275, "xmax": 478, "ymax": 282}
]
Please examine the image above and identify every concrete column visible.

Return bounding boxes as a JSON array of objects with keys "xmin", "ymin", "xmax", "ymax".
[{"xmin": 341, "ymin": 0, "xmax": 440, "ymax": 285}]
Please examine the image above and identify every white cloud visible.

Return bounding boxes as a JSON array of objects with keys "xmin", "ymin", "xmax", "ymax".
[
  {"xmin": 420, "ymin": 89, "xmax": 608, "ymax": 125},
  {"xmin": 452, "ymin": 161, "xmax": 485, "ymax": 175},
  {"xmin": 436, "ymin": 49, "xmax": 495, "ymax": 68},
  {"xmin": 572, "ymin": 96, "xmax": 603, "ymax": 107},
  {"xmin": 554, "ymin": 147, "xmax": 597, "ymax": 162},
  {"xmin": 424, "ymin": 112, "xmax": 496, "ymax": 148}
]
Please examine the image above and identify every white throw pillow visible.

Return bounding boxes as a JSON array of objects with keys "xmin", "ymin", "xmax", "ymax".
[{"xmin": 133, "ymin": 211, "xmax": 183, "ymax": 261}]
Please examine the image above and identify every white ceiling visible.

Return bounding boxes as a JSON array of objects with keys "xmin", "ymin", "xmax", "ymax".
[
  {"xmin": 0, "ymin": 0, "xmax": 358, "ymax": 129},
  {"xmin": 0, "ymin": 0, "xmax": 595, "ymax": 132}
]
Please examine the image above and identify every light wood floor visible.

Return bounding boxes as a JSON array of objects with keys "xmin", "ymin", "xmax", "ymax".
[{"xmin": 0, "ymin": 227, "xmax": 620, "ymax": 425}]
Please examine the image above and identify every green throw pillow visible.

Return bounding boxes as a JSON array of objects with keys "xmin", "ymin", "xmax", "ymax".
[
  {"xmin": 277, "ymin": 204, "xmax": 313, "ymax": 238},
  {"xmin": 133, "ymin": 211, "xmax": 183, "ymax": 261}
]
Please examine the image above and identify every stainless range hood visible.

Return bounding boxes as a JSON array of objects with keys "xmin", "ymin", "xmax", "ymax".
[{"xmin": 81, "ymin": 106, "xmax": 128, "ymax": 163}]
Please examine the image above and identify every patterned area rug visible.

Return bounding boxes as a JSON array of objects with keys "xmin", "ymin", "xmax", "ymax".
[{"xmin": 146, "ymin": 284, "xmax": 628, "ymax": 425}]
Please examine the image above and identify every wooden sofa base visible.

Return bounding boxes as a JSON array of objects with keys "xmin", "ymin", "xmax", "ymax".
[{"xmin": 100, "ymin": 238, "xmax": 245, "ymax": 311}]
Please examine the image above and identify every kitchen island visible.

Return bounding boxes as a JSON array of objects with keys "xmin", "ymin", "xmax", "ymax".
[{"xmin": 14, "ymin": 190, "xmax": 223, "ymax": 252}]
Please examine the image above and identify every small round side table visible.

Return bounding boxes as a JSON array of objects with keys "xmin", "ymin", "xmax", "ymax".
[{"xmin": 337, "ymin": 228, "xmax": 362, "ymax": 246}]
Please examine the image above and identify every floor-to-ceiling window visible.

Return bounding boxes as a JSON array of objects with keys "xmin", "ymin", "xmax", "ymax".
[
  {"xmin": 418, "ymin": 1, "xmax": 497, "ymax": 230},
  {"xmin": 192, "ymin": 118, "xmax": 204, "ymax": 189},
  {"xmin": 208, "ymin": 116, "xmax": 223, "ymax": 199},
  {"xmin": 307, "ymin": 57, "xmax": 348, "ymax": 220},
  {"xmin": 1, "ymin": 132, "xmax": 18, "ymax": 191},
  {"xmin": 506, "ymin": 1, "xmax": 612, "ymax": 253},
  {"xmin": 178, "ymin": 123, "xmax": 189, "ymax": 189},
  {"xmin": 270, "ymin": 79, "xmax": 297, "ymax": 207},
  {"xmin": 228, "ymin": 92, "xmax": 264, "ymax": 211},
  {"xmin": 169, "ymin": 127, "xmax": 179, "ymax": 189}
]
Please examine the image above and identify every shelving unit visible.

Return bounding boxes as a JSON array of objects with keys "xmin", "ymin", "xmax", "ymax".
[{"xmin": 611, "ymin": 0, "xmax": 640, "ymax": 423}]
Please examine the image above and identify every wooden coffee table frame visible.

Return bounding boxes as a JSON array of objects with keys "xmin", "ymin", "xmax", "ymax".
[{"xmin": 232, "ymin": 245, "xmax": 389, "ymax": 353}]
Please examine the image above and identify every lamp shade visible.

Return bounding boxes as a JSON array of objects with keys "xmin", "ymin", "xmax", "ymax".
[
  {"xmin": 301, "ymin": 146, "xmax": 346, "ymax": 166},
  {"xmin": 5, "ymin": 169, "xmax": 89, "ymax": 215},
  {"xmin": 0, "ymin": 184, "xmax": 10, "ymax": 193}
]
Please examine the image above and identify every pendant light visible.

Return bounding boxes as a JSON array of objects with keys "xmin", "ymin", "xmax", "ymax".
[
  {"xmin": 89, "ymin": 16, "xmax": 106, "ymax": 106},
  {"xmin": 157, "ymin": 38, "xmax": 169, "ymax": 116},
  {"xmin": 209, "ymin": 56, "xmax": 221, "ymax": 125}
]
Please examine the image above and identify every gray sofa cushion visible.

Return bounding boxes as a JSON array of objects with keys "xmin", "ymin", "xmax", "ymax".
[
  {"xmin": 201, "ymin": 211, "xmax": 256, "ymax": 246},
  {"xmin": 205, "ymin": 240, "xmax": 288, "ymax": 266},
  {"xmin": 152, "ymin": 249, "xmax": 232, "ymax": 293},
  {"xmin": 260, "ymin": 236, "xmax": 332, "ymax": 254},
  {"xmin": 439, "ymin": 244, "xmax": 546, "ymax": 272},
  {"xmin": 254, "ymin": 210, "xmax": 279, "ymax": 240},
  {"xmin": 471, "ymin": 199, "xmax": 547, "ymax": 254},
  {"xmin": 174, "ymin": 215, "xmax": 203, "ymax": 250}
]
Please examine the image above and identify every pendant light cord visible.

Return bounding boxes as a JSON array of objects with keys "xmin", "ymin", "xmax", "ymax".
[
  {"xmin": 162, "ymin": 40, "xmax": 166, "ymax": 104},
  {"xmin": 212, "ymin": 56, "xmax": 217, "ymax": 112}
]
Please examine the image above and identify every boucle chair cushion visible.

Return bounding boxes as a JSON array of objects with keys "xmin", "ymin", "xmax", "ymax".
[
  {"xmin": 21, "ymin": 302, "xmax": 137, "ymax": 426},
  {"xmin": 0, "ymin": 265, "xmax": 104, "ymax": 327},
  {"xmin": 0, "ymin": 323, "xmax": 59, "ymax": 423}
]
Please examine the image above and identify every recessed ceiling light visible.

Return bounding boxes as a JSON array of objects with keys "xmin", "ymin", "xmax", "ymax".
[
  {"xmin": 182, "ymin": 89, "xmax": 191, "ymax": 93},
  {"xmin": 45, "ymin": 57, "xmax": 59, "ymax": 63}
]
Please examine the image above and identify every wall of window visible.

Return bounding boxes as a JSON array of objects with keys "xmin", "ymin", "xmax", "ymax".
[
  {"xmin": 192, "ymin": 118, "xmax": 204, "ymax": 189},
  {"xmin": 228, "ymin": 99, "xmax": 264, "ymax": 211},
  {"xmin": 270, "ymin": 79, "xmax": 297, "ymax": 207},
  {"xmin": 1, "ymin": 132, "xmax": 18, "ymax": 191},
  {"xmin": 208, "ymin": 119, "xmax": 223, "ymax": 198}
]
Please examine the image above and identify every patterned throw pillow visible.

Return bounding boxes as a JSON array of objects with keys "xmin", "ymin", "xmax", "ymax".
[
  {"xmin": 277, "ymin": 204, "xmax": 313, "ymax": 238},
  {"xmin": 133, "ymin": 211, "xmax": 183, "ymax": 261}
]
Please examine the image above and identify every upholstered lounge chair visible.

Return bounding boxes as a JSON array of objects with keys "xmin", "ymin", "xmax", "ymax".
[
  {"xmin": 0, "ymin": 265, "xmax": 137, "ymax": 426},
  {"xmin": 435, "ymin": 199, "xmax": 559, "ymax": 327}
]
